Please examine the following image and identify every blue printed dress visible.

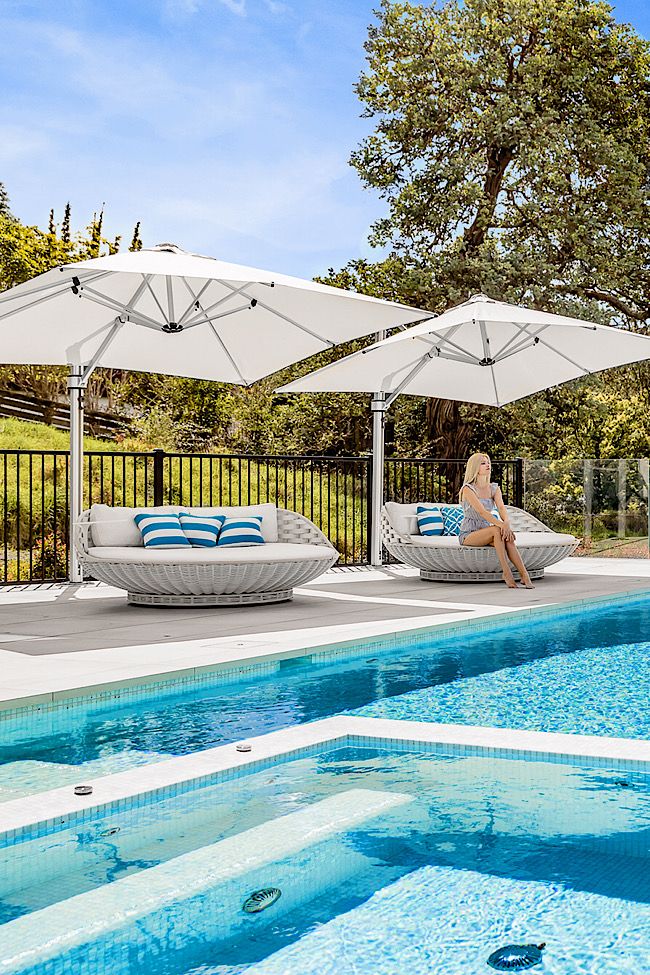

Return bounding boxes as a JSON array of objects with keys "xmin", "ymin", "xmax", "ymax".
[{"xmin": 458, "ymin": 482, "xmax": 500, "ymax": 545}]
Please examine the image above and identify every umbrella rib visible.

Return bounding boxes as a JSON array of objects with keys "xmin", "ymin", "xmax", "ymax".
[
  {"xmin": 180, "ymin": 279, "xmax": 255, "ymax": 329},
  {"xmin": 123, "ymin": 275, "xmax": 154, "ymax": 316},
  {"xmin": 532, "ymin": 334, "xmax": 592, "ymax": 375},
  {"xmin": 415, "ymin": 324, "xmax": 480, "ymax": 363},
  {"xmin": 166, "ymin": 276, "xmax": 175, "ymax": 325},
  {"xmin": 384, "ymin": 352, "xmax": 435, "ymax": 408},
  {"xmin": 142, "ymin": 277, "xmax": 169, "ymax": 323},
  {"xmin": 177, "ymin": 279, "xmax": 213, "ymax": 326},
  {"xmin": 0, "ymin": 270, "xmax": 111, "ymax": 306},
  {"xmin": 238, "ymin": 291, "xmax": 336, "ymax": 348},
  {"xmin": 492, "ymin": 323, "xmax": 550, "ymax": 360},
  {"xmin": 76, "ymin": 289, "xmax": 162, "ymax": 331},
  {"xmin": 0, "ymin": 284, "xmax": 76, "ymax": 323},
  {"xmin": 479, "ymin": 320, "xmax": 501, "ymax": 407},
  {"xmin": 206, "ymin": 321, "xmax": 249, "ymax": 385},
  {"xmin": 176, "ymin": 273, "xmax": 250, "ymax": 382}
]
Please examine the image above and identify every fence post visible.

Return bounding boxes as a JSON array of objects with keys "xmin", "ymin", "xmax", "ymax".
[
  {"xmin": 583, "ymin": 458, "xmax": 593, "ymax": 550},
  {"xmin": 617, "ymin": 458, "xmax": 627, "ymax": 538},
  {"xmin": 153, "ymin": 449, "xmax": 165, "ymax": 506},
  {"xmin": 365, "ymin": 454, "xmax": 373, "ymax": 565},
  {"xmin": 514, "ymin": 458, "xmax": 524, "ymax": 508}
]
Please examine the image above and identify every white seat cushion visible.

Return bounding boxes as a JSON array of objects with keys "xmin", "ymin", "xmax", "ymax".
[
  {"xmin": 408, "ymin": 530, "xmax": 576, "ymax": 548},
  {"xmin": 87, "ymin": 543, "xmax": 335, "ymax": 564}
]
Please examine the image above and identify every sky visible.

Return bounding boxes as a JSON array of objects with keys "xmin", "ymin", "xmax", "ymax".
[{"xmin": 1, "ymin": 0, "xmax": 648, "ymax": 280}]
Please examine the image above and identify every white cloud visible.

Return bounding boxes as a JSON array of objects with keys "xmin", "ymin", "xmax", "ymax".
[{"xmin": 218, "ymin": 0, "xmax": 247, "ymax": 13}]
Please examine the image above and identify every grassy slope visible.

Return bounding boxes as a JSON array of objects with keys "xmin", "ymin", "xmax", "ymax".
[{"xmin": 0, "ymin": 417, "xmax": 140, "ymax": 452}]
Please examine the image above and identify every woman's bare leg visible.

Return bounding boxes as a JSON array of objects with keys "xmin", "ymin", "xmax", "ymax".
[
  {"xmin": 505, "ymin": 541, "xmax": 534, "ymax": 588},
  {"xmin": 462, "ymin": 527, "xmax": 516, "ymax": 587}
]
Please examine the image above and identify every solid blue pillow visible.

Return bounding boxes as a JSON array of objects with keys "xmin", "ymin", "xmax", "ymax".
[
  {"xmin": 179, "ymin": 511, "xmax": 226, "ymax": 548},
  {"xmin": 134, "ymin": 512, "xmax": 191, "ymax": 549},
  {"xmin": 416, "ymin": 504, "xmax": 444, "ymax": 536},
  {"xmin": 441, "ymin": 504, "xmax": 464, "ymax": 536},
  {"xmin": 217, "ymin": 515, "xmax": 265, "ymax": 547}
]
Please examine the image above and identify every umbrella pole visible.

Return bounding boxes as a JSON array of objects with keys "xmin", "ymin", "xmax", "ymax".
[
  {"xmin": 68, "ymin": 366, "xmax": 85, "ymax": 583},
  {"xmin": 370, "ymin": 393, "xmax": 386, "ymax": 566}
]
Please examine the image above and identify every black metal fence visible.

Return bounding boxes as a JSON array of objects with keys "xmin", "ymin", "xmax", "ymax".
[{"xmin": 0, "ymin": 449, "xmax": 523, "ymax": 583}]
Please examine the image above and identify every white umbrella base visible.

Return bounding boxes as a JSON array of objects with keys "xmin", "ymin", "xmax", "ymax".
[{"xmin": 127, "ymin": 589, "xmax": 293, "ymax": 607}]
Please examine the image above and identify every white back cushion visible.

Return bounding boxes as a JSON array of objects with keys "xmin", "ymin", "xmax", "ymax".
[
  {"xmin": 384, "ymin": 501, "xmax": 419, "ymax": 537},
  {"xmin": 91, "ymin": 504, "xmax": 181, "ymax": 547}
]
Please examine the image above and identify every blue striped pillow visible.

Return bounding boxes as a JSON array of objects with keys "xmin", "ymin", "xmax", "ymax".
[
  {"xmin": 416, "ymin": 504, "xmax": 444, "ymax": 536},
  {"xmin": 179, "ymin": 511, "xmax": 225, "ymax": 548},
  {"xmin": 217, "ymin": 515, "xmax": 265, "ymax": 547},
  {"xmin": 133, "ymin": 512, "xmax": 191, "ymax": 549}
]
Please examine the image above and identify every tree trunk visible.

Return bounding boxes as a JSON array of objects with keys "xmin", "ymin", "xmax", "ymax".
[{"xmin": 425, "ymin": 398, "xmax": 474, "ymax": 458}]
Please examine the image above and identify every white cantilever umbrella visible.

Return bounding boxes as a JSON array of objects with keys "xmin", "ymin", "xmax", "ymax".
[
  {"xmin": 0, "ymin": 243, "xmax": 431, "ymax": 579},
  {"xmin": 278, "ymin": 293, "xmax": 650, "ymax": 564}
]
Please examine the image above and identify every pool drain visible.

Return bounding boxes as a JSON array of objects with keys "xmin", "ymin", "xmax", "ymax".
[
  {"xmin": 99, "ymin": 826, "xmax": 120, "ymax": 837},
  {"xmin": 487, "ymin": 943, "xmax": 545, "ymax": 971},
  {"xmin": 242, "ymin": 887, "xmax": 282, "ymax": 914}
]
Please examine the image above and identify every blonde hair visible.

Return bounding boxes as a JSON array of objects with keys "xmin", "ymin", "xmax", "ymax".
[{"xmin": 459, "ymin": 453, "xmax": 490, "ymax": 499}]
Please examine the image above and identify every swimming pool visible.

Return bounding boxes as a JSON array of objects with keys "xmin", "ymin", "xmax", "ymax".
[
  {"xmin": 1, "ymin": 743, "xmax": 648, "ymax": 974},
  {"xmin": 1, "ymin": 593, "xmax": 649, "ymax": 799}
]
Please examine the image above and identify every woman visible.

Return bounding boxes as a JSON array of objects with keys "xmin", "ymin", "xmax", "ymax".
[{"xmin": 458, "ymin": 453, "xmax": 534, "ymax": 589}]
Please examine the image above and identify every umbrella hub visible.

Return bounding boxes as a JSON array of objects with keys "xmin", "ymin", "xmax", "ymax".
[
  {"xmin": 162, "ymin": 321, "xmax": 183, "ymax": 333},
  {"xmin": 479, "ymin": 356, "xmax": 495, "ymax": 366}
]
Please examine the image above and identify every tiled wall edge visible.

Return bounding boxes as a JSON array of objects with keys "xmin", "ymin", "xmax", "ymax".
[{"xmin": 1, "ymin": 584, "xmax": 649, "ymax": 720}]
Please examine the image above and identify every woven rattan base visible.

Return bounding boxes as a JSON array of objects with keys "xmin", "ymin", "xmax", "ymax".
[
  {"xmin": 127, "ymin": 589, "xmax": 293, "ymax": 607},
  {"xmin": 420, "ymin": 568, "xmax": 545, "ymax": 583}
]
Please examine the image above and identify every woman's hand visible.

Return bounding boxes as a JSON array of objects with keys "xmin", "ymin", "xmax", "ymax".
[{"xmin": 500, "ymin": 523, "xmax": 515, "ymax": 542}]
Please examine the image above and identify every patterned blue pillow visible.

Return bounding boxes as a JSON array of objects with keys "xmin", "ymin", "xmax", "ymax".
[
  {"xmin": 133, "ymin": 512, "xmax": 191, "ymax": 549},
  {"xmin": 441, "ymin": 504, "xmax": 464, "ymax": 536},
  {"xmin": 179, "ymin": 511, "xmax": 226, "ymax": 548},
  {"xmin": 217, "ymin": 515, "xmax": 265, "ymax": 547},
  {"xmin": 416, "ymin": 504, "xmax": 444, "ymax": 536}
]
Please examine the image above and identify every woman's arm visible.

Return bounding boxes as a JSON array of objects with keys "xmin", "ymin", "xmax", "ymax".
[
  {"xmin": 493, "ymin": 486, "xmax": 515, "ymax": 541},
  {"xmin": 461, "ymin": 487, "xmax": 502, "ymax": 528}
]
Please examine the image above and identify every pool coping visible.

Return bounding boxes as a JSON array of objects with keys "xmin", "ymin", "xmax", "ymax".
[
  {"xmin": 1, "ymin": 714, "xmax": 649, "ymax": 842},
  {"xmin": 1, "ymin": 584, "xmax": 649, "ymax": 716}
]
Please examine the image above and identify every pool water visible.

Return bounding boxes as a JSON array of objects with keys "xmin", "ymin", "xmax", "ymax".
[
  {"xmin": 1, "ymin": 595, "xmax": 649, "ymax": 797},
  {"xmin": 356, "ymin": 639, "xmax": 650, "ymax": 737},
  {"xmin": 1, "ymin": 745, "xmax": 648, "ymax": 975}
]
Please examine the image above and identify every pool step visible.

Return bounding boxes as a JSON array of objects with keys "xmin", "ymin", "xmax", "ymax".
[{"xmin": 0, "ymin": 787, "xmax": 412, "ymax": 975}]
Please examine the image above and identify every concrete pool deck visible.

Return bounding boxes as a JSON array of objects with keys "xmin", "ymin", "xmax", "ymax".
[{"xmin": 0, "ymin": 557, "xmax": 648, "ymax": 708}]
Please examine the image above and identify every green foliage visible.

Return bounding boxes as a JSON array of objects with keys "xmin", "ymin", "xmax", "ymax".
[{"xmin": 353, "ymin": 0, "xmax": 650, "ymax": 320}]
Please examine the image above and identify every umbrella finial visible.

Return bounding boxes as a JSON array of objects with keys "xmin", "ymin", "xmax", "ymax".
[
  {"xmin": 468, "ymin": 293, "xmax": 492, "ymax": 303},
  {"xmin": 150, "ymin": 242, "xmax": 188, "ymax": 254}
]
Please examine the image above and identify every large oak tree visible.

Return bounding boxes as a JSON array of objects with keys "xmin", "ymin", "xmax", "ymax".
[{"xmin": 344, "ymin": 0, "xmax": 650, "ymax": 455}]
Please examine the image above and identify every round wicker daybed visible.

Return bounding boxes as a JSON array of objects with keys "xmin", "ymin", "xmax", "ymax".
[
  {"xmin": 382, "ymin": 502, "xmax": 578, "ymax": 582},
  {"xmin": 76, "ymin": 504, "xmax": 339, "ymax": 606}
]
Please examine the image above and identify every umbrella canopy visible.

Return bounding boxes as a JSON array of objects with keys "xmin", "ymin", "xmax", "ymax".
[
  {"xmin": 278, "ymin": 293, "xmax": 650, "ymax": 406},
  {"xmin": 0, "ymin": 241, "xmax": 431, "ymax": 581},
  {"xmin": 279, "ymin": 293, "xmax": 650, "ymax": 565},
  {"xmin": 0, "ymin": 243, "xmax": 431, "ymax": 384}
]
